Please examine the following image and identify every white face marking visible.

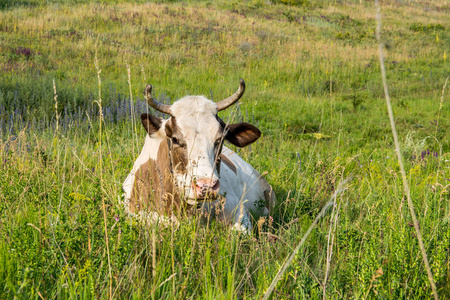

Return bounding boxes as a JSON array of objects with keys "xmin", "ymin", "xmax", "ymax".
[{"xmin": 170, "ymin": 96, "xmax": 222, "ymax": 199}]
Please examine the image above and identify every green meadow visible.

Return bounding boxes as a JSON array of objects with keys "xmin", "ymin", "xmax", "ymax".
[{"xmin": 0, "ymin": 0, "xmax": 449, "ymax": 298}]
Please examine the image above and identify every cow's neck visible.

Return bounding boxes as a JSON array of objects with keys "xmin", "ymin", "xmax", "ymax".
[
  {"xmin": 129, "ymin": 135, "xmax": 183, "ymax": 216},
  {"xmin": 151, "ymin": 139, "xmax": 182, "ymax": 214}
]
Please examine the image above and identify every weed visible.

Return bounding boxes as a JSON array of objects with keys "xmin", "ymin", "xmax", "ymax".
[{"xmin": 410, "ymin": 23, "xmax": 445, "ymax": 33}]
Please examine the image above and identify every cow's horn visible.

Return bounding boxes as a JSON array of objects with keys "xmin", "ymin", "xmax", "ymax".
[
  {"xmin": 144, "ymin": 84, "xmax": 172, "ymax": 115},
  {"xmin": 216, "ymin": 79, "xmax": 245, "ymax": 111}
]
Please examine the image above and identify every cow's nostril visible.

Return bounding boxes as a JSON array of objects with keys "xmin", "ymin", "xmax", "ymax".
[
  {"xmin": 194, "ymin": 178, "xmax": 220, "ymax": 194},
  {"xmin": 212, "ymin": 180, "xmax": 220, "ymax": 191}
]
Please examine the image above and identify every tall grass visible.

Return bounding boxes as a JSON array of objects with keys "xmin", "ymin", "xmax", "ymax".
[{"xmin": 1, "ymin": 0, "xmax": 449, "ymax": 298}]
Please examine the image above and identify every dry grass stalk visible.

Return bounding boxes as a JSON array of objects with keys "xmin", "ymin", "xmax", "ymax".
[
  {"xmin": 375, "ymin": 1, "xmax": 438, "ymax": 299},
  {"xmin": 53, "ymin": 79, "xmax": 59, "ymax": 132},
  {"xmin": 127, "ymin": 63, "xmax": 138, "ymax": 153},
  {"xmin": 95, "ymin": 49, "xmax": 113, "ymax": 300}
]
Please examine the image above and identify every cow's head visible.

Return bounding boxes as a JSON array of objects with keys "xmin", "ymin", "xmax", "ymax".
[{"xmin": 141, "ymin": 79, "xmax": 260, "ymax": 203}]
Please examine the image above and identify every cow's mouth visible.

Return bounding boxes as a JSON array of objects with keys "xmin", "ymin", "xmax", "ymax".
[{"xmin": 190, "ymin": 179, "xmax": 220, "ymax": 201}]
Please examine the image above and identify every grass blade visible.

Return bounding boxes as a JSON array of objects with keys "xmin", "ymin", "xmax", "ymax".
[{"xmin": 375, "ymin": 1, "xmax": 438, "ymax": 299}]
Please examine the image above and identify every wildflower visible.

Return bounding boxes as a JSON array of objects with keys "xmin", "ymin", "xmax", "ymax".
[{"xmin": 268, "ymin": 216, "xmax": 274, "ymax": 227}]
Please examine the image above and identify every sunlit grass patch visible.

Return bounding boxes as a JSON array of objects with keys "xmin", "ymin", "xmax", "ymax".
[{"xmin": 0, "ymin": 0, "xmax": 449, "ymax": 298}]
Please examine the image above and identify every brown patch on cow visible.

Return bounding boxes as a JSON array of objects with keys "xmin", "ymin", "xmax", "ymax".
[
  {"xmin": 165, "ymin": 117, "xmax": 188, "ymax": 149},
  {"xmin": 220, "ymin": 153, "xmax": 237, "ymax": 174},
  {"xmin": 164, "ymin": 117, "xmax": 188, "ymax": 173},
  {"xmin": 128, "ymin": 139, "xmax": 185, "ymax": 215},
  {"xmin": 129, "ymin": 116, "xmax": 193, "ymax": 216},
  {"xmin": 128, "ymin": 160, "xmax": 156, "ymax": 214},
  {"xmin": 164, "ymin": 117, "xmax": 175, "ymax": 137},
  {"xmin": 171, "ymin": 144, "xmax": 188, "ymax": 173}
]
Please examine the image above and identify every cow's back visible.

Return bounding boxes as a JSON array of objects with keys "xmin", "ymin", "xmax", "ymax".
[{"xmin": 219, "ymin": 146, "xmax": 276, "ymax": 216}]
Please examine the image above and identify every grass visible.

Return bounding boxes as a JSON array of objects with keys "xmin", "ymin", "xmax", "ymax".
[{"xmin": 1, "ymin": 0, "xmax": 450, "ymax": 298}]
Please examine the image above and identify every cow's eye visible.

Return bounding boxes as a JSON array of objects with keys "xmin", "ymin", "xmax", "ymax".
[
  {"xmin": 214, "ymin": 139, "xmax": 222, "ymax": 147},
  {"xmin": 172, "ymin": 137, "xmax": 179, "ymax": 145},
  {"xmin": 172, "ymin": 137, "xmax": 186, "ymax": 148}
]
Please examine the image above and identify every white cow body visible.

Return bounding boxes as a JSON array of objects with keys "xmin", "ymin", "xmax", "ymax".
[{"xmin": 203, "ymin": 146, "xmax": 270, "ymax": 227}]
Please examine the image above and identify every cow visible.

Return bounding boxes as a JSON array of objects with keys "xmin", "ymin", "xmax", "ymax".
[{"xmin": 122, "ymin": 79, "xmax": 276, "ymax": 232}]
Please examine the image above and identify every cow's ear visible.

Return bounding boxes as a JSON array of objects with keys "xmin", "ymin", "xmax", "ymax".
[
  {"xmin": 141, "ymin": 113, "xmax": 163, "ymax": 136},
  {"xmin": 225, "ymin": 123, "xmax": 261, "ymax": 147}
]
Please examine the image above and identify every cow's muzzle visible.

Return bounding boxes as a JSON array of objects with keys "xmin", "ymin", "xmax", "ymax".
[{"xmin": 192, "ymin": 178, "xmax": 220, "ymax": 200}]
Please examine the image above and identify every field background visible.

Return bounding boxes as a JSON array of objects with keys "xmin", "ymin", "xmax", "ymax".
[{"xmin": 0, "ymin": 0, "xmax": 449, "ymax": 298}]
